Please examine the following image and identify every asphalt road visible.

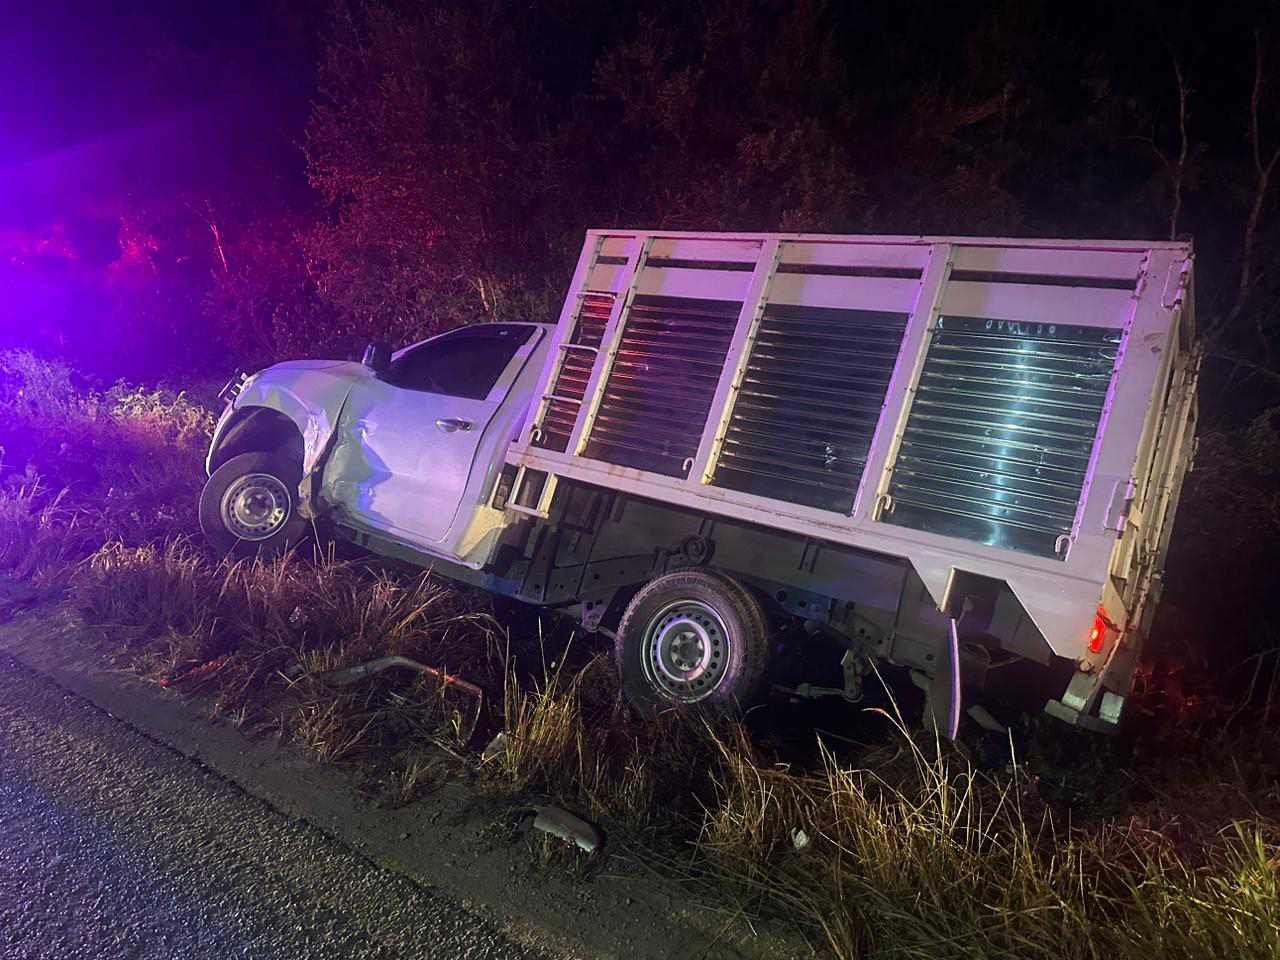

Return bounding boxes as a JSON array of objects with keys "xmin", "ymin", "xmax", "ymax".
[{"xmin": 0, "ymin": 655, "xmax": 551, "ymax": 960}]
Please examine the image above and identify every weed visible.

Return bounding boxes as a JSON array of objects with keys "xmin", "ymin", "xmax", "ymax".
[
  {"xmin": 0, "ymin": 482, "xmax": 94, "ymax": 587},
  {"xmin": 381, "ymin": 752, "xmax": 440, "ymax": 808},
  {"xmin": 692, "ymin": 712, "xmax": 1280, "ymax": 959},
  {"xmin": 292, "ymin": 696, "xmax": 378, "ymax": 764}
]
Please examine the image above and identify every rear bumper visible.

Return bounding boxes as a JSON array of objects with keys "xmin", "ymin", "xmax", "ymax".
[
  {"xmin": 1043, "ymin": 626, "xmax": 1141, "ymax": 733},
  {"xmin": 1045, "ymin": 689, "xmax": 1127, "ymax": 732}
]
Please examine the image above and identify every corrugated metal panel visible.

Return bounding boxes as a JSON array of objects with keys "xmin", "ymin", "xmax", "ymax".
[
  {"xmin": 535, "ymin": 293, "xmax": 613, "ymax": 452},
  {"xmin": 883, "ymin": 316, "xmax": 1121, "ymax": 558},
  {"xmin": 713, "ymin": 304, "xmax": 909, "ymax": 512},
  {"xmin": 584, "ymin": 294, "xmax": 740, "ymax": 477}
]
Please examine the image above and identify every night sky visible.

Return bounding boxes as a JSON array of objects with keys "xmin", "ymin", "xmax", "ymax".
[{"xmin": 0, "ymin": 2, "xmax": 315, "ymax": 226}]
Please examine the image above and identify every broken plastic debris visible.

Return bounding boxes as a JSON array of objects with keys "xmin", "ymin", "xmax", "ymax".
[
  {"xmin": 791, "ymin": 827, "xmax": 811, "ymax": 851},
  {"xmin": 481, "ymin": 732, "xmax": 508, "ymax": 763},
  {"xmin": 532, "ymin": 805, "xmax": 601, "ymax": 854}
]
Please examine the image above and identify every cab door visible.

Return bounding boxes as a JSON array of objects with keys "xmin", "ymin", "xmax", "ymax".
[{"xmin": 324, "ymin": 324, "xmax": 536, "ymax": 549}]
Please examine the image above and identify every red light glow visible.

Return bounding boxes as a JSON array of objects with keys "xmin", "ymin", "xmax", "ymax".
[{"xmin": 1088, "ymin": 607, "xmax": 1108, "ymax": 654}]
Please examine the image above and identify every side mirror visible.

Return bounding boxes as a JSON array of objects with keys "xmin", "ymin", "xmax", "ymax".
[{"xmin": 362, "ymin": 341, "xmax": 391, "ymax": 376}]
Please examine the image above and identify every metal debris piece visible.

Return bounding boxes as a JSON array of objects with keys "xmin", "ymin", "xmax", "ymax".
[
  {"xmin": 531, "ymin": 805, "xmax": 601, "ymax": 854},
  {"xmin": 323, "ymin": 656, "xmax": 482, "ymax": 697},
  {"xmin": 309, "ymin": 656, "xmax": 486, "ymax": 743}
]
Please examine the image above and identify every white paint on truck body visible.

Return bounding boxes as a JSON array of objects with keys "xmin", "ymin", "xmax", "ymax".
[{"xmin": 207, "ymin": 359, "xmax": 369, "ymax": 477}]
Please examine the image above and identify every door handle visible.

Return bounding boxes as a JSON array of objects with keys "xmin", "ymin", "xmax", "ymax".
[{"xmin": 435, "ymin": 417, "xmax": 473, "ymax": 433}]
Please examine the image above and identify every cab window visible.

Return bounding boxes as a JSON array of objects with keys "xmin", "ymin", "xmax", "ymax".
[{"xmin": 388, "ymin": 324, "xmax": 532, "ymax": 400}]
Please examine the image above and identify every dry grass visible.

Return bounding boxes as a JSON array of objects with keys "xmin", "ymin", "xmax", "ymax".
[
  {"xmin": 493, "ymin": 638, "xmax": 730, "ymax": 827},
  {"xmin": 382, "ymin": 751, "xmax": 441, "ymax": 807},
  {"xmin": 494, "ymin": 661, "xmax": 1280, "ymax": 959},
  {"xmin": 698, "ymin": 718, "xmax": 1278, "ymax": 959},
  {"xmin": 4, "ymin": 348, "xmax": 1277, "ymax": 958},
  {"xmin": 69, "ymin": 540, "xmax": 501, "ymax": 763}
]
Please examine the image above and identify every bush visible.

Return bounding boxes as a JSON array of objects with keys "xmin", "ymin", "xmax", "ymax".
[
  {"xmin": 0, "ymin": 349, "xmax": 83, "ymax": 420},
  {"xmin": 0, "ymin": 350, "xmax": 214, "ymax": 583}
]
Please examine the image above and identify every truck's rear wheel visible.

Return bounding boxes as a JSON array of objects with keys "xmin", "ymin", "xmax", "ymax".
[
  {"xmin": 200, "ymin": 452, "xmax": 308, "ymax": 558},
  {"xmin": 615, "ymin": 570, "xmax": 770, "ymax": 713}
]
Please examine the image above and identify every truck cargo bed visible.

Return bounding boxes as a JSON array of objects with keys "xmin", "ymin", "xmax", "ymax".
[{"xmin": 504, "ymin": 230, "xmax": 1197, "ymax": 724}]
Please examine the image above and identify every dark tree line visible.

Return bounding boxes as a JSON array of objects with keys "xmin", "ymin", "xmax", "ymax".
[{"xmin": 259, "ymin": 2, "xmax": 1280, "ymax": 387}]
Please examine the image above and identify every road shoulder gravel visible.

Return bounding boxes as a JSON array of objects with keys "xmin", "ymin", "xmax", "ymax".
[
  {"xmin": 0, "ymin": 604, "xmax": 800, "ymax": 960},
  {"xmin": 0, "ymin": 653, "xmax": 548, "ymax": 960}
]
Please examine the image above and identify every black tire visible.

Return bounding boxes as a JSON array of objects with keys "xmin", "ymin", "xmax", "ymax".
[
  {"xmin": 615, "ymin": 569, "xmax": 771, "ymax": 714},
  {"xmin": 199, "ymin": 451, "xmax": 308, "ymax": 558}
]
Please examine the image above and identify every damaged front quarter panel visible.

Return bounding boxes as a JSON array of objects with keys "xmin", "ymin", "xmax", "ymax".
[{"xmin": 207, "ymin": 360, "xmax": 370, "ymax": 507}]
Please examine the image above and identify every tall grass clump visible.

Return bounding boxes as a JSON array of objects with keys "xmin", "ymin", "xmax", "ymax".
[
  {"xmin": 0, "ymin": 482, "xmax": 97, "ymax": 586},
  {"xmin": 695, "ymin": 715, "xmax": 1279, "ymax": 960},
  {"xmin": 494, "ymin": 644, "xmax": 731, "ymax": 827},
  {"xmin": 69, "ymin": 541, "xmax": 500, "ymax": 761},
  {"xmin": 494, "ymin": 647, "xmax": 773, "ymax": 834}
]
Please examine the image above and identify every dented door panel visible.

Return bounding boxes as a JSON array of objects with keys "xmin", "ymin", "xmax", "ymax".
[{"xmin": 323, "ymin": 384, "xmax": 498, "ymax": 546}]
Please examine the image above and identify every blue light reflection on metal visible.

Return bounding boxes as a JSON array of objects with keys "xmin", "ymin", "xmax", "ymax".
[{"xmin": 883, "ymin": 315, "xmax": 1121, "ymax": 558}]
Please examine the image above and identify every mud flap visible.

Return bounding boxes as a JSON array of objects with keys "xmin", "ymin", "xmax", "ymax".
[{"xmin": 927, "ymin": 618, "xmax": 962, "ymax": 739}]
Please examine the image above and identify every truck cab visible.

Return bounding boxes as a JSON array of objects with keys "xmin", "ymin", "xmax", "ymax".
[{"xmin": 203, "ymin": 321, "xmax": 551, "ymax": 566}]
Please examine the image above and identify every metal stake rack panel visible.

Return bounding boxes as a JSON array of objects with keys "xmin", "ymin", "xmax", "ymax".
[{"xmin": 509, "ymin": 230, "xmax": 1195, "ymax": 661}]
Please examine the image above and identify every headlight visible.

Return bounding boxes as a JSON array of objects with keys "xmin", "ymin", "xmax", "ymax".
[{"xmin": 217, "ymin": 371, "xmax": 251, "ymax": 405}]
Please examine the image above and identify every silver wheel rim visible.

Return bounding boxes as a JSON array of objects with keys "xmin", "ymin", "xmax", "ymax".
[
  {"xmin": 641, "ymin": 600, "xmax": 731, "ymax": 703},
  {"xmin": 220, "ymin": 473, "xmax": 292, "ymax": 542}
]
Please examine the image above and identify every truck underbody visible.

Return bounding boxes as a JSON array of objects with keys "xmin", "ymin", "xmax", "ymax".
[{"xmin": 337, "ymin": 477, "xmax": 1069, "ymax": 729}]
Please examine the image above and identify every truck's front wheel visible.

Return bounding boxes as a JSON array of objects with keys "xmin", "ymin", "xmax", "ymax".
[
  {"xmin": 615, "ymin": 570, "xmax": 770, "ymax": 714},
  {"xmin": 199, "ymin": 452, "xmax": 308, "ymax": 558}
]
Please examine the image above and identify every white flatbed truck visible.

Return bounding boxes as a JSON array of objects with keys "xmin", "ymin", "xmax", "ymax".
[{"xmin": 200, "ymin": 230, "xmax": 1199, "ymax": 734}]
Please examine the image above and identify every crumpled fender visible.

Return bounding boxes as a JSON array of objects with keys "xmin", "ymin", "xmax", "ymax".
[{"xmin": 207, "ymin": 360, "xmax": 368, "ymax": 477}]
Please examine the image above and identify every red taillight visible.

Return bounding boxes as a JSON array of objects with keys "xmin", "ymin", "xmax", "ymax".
[{"xmin": 1088, "ymin": 607, "xmax": 1108, "ymax": 654}]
